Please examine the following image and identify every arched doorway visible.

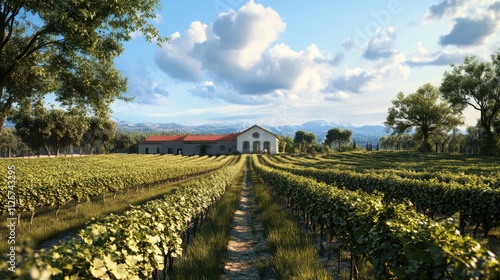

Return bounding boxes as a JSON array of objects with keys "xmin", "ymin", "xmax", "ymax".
[{"xmin": 253, "ymin": 141, "xmax": 260, "ymax": 153}]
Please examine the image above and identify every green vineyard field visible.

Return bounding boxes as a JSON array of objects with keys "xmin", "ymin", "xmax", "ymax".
[{"xmin": 1, "ymin": 152, "xmax": 499, "ymax": 279}]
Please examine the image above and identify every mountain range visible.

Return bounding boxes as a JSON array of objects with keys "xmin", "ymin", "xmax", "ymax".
[{"xmin": 117, "ymin": 120, "xmax": 389, "ymax": 145}]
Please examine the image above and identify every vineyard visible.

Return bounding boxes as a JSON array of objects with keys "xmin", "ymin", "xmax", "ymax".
[
  {"xmin": 253, "ymin": 152, "xmax": 500, "ymax": 278},
  {"xmin": 0, "ymin": 152, "xmax": 499, "ymax": 279}
]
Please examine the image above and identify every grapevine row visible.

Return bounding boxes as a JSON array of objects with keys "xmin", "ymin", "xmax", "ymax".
[
  {"xmin": 253, "ymin": 155, "xmax": 500, "ymax": 279},
  {"xmin": 6, "ymin": 156, "xmax": 245, "ymax": 279},
  {"xmin": 277, "ymin": 155, "xmax": 500, "ymax": 188},
  {"xmin": 0, "ymin": 155, "xmax": 233, "ymax": 223},
  {"xmin": 261, "ymin": 155, "xmax": 500, "ymax": 235}
]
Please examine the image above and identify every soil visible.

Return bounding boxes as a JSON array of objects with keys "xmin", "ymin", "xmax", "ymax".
[{"xmin": 222, "ymin": 166, "xmax": 273, "ymax": 280}]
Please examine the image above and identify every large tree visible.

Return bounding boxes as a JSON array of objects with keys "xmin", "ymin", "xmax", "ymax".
[
  {"xmin": 440, "ymin": 53, "xmax": 500, "ymax": 154},
  {"xmin": 82, "ymin": 116, "xmax": 116, "ymax": 154},
  {"xmin": 293, "ymin": 130, "xmax": 316, "ymax": 154},
  {"xmin": 0, "ymin": 0, "xmax": 167, "ymax": 134},
  {"xmin": 10, "ymin": 102, "xmax": 88, "ymax": 156},
  {"xmin": 10, "ymin": 100, "xmax": 52, "ymax": 155},
  {"xmin": 384, "ymin": 83, "xmax": 463, "ymax": 152},
  {"xmin": 46, "ymin": 108, "xmax": 88, "ymax": 156},
  {"xmin": 325, "ymin": 127, "xmax": 352, "ymax": 150}
]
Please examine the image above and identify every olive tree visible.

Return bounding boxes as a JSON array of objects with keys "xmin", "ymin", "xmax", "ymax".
[
  {"xmin": 384, "ymin": 83, "xmax": 463, "ymax": 153},
  {"xmin": 440, "ymin": 53, "xmax": 500, "ymax": 154}
]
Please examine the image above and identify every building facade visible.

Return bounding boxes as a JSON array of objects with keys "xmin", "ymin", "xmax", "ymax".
[{"xmin": 138, "ymin": 125, "xmax": 279, "ymax": 155}]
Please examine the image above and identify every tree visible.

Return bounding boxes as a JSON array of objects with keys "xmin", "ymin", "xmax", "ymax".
[
  {"xmin": 0, "ymin": 127, "xmax": 19, "ymax": 156},
  {"xmin": 10, "ymin": 102, "xmax": 89, "ymax": 156},
  {"xmin": 384, "ymin": 83, "xmax": 463, "ymax": 153},
  {"xmin": 83, "ymin": 117, "xmax": 116, "ymax": 154},
  {"xmin": 277, "ymin": 135, "xmax": 294, "ymax": 153},
  {"xmin": 0, "ymin": 0, "xmax": 167, "ymax": 135},
  {"xmin": 440, "ymin": 53, "xmax": 500, "ymax": 154},
  {"xmin": 325, "ymin": 127, "xmax": 352, "ymax": 150},
  {"xmin": 46, "ymin": 108, "xmax": 88, "ymax": 156},
  {"xmin": 112, "ymin": 131, "xmax": 145, "ymax": 153},
  {"xmin": 10, "ymin": 100, "xmax": 52, "ymax": 155},
  {"xmin": 293, "ymin": 130, "xmax": 316, "ymax": 154}
]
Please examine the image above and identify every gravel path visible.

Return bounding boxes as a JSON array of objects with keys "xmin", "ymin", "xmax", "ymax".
[{"xmin": 222, "ymin": 164, "xmax": 272, "ymax": 280}]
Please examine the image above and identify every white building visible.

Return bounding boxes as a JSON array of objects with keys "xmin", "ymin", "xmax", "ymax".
[{"xmin": 138, "ymin": 125, "xmax": 279, "ymax": 155}]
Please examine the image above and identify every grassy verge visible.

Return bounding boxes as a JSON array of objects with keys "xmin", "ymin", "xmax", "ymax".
[
  {"xmin": 251, "ymin": 161, "xmax": 332, "ymax": 280},
  {"xmin": 171, "ymin": 165, "xmax": 245, "ymax": 279},
  {"xmin": 0, "ymin": 175, "xmax": 213, "ymax": 256}
]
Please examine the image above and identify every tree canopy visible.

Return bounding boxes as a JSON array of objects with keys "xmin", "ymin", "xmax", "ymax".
[
  {"xmin": 440, "ymin": 52, "xmax": 500, "ymax": 154},
  {"xmin": 0, "ymin": 0, "xmax": 167, "ymax": 134},
  {"xmin": 384, "ymin": 83, "xmax": 463, "ymax": 152},
  {"xmin": 10, "ymin": 101, "xmax": 88, "ymax": 156},
  {"xmin": 293, "ymin": 130, "xmax": 316, "ymax": 154},
  {"xmin": 325, "ymin": 127, "xmax": 352, "ymax": 150}
]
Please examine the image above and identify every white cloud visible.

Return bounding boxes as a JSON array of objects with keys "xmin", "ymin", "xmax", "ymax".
[
  {"xmin": 155, "ymin": 21, "xmax": 207, "ymax": 82},
  {"xmin": 407, "ymin": 42, "xmax": 467, "ymax": 67},
  {"xmin": 154, "ymin": 1, "xmax": 340, "ymax": 105},
  {"xmin": 363, "ymin": 26, "xmax": 399, "ymax": 60}
]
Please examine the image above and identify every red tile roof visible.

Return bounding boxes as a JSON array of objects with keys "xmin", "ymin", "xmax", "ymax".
[
  {"xmin": 141, "ymin": 125, "xmax": 276, "ymax": 144},
  {"xmin": 184, "ymin": 134, "xmax": 238, "ymax": 142},
  {"xmin": 143, "ymin": 133, "xmax": 238, "ymax": 143},
  {"xmin": 144, "ymin": 135, "xmax": 185, "ymax": 142}
]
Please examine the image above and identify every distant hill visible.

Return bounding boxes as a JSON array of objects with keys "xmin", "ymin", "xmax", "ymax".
[{"xmin": 117, "ymin": 120, "xmax": 389, "ymax": 146}]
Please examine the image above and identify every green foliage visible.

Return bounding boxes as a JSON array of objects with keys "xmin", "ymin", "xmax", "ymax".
[
  {"xmin": 0, "ymin": 154, "xmax": 234, "ymax": 219},
  {"xmin": 3, "ymin": 156, "xmax": 244, "ymax": 279},
  {"xmin": 260, "ymin": 154, "xmax": 500, "ymax": 236},
  {"xmin": 440, "ymin": 52, "xmax": 500, "ymax": 155},
  {"xmin": 0, "ymin": 0, "xmax": 167, "ymax": 133},
  {"xmin": 0, "ymin": 127, "xmax": 26, "ymax": 156},
  {"xmin": 385, "ymin": 83, "xmax": 463, "ymax": 153},
  {"xmin": 252, "ymin": 159, "xmax": 330, "ymax": 279},
  {"xmin": 111, "ymin": 131, "xmax": 146, "ymax": 153},
  {"xmin": 82, "ymin": 116, "xmax": 117, "ymax": 154},
  {"xmin": 325, "ymin": 127, "xmax": 352, "ymax": 150},
  {"xmin": 9, "ymin": 102, "xmax": 89, "ymax": 155},
  {"xmin": 277, "ymin": 135, "xmax": 294, "ymax": 153},
  {"xmin": 293, "ymin": 130, "xmax": 317, "ymax": 154},
  {"xmin": 379, "ymin": 134, "xmax": 419, "ymax": 151},
  {"xmin": 254, "ymin": 155, "xmax": 500, "ymax": 279}
]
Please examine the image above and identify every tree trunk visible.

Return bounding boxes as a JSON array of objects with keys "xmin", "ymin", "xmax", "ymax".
[{"xmin": 43, "ymin": 144, "xmax": 51, "ymax": 156}]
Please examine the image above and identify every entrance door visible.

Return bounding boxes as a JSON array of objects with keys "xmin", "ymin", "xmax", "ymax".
[{"xmin": 253, "ymin": 141, "xmax": 260, "ymax": 153}]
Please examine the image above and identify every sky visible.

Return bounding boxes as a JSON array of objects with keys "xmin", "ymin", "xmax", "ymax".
[{"xmin": 110, "ymin": 0, "xmax": 500, "ymax": 127}]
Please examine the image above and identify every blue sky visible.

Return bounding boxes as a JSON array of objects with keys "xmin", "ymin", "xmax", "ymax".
[{"xmin": 110, "ymin": 0, "xmax": 500, "ymax": 127}]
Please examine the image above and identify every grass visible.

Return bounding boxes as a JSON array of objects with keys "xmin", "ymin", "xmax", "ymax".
[
  {"xmin": 251, "ymin": 160, "xmax": 332, "ymax": 280},
  {"xmin": 0, "ymin": 175, "xmax": 216, "ymax": 256},
  {"xmin": 171, "ymin": 164, "xmax": 245, "ymax": 279}
]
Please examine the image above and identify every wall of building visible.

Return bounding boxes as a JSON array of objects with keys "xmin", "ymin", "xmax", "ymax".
[
  {"xmin": 138, "ymin": 143, "xmax": 163, "ymax": 154},
  {"xmin": 138, "ymin": 126, "xmax": 278, "ymax": 155},
  {"xmin": 237, "ymin": 127, "xmax": 278, "ymax": 154},
  {"xmin": 182, "ymin": 141, "xmax": 237, "ymax": 155},
  {"xmin": 161, "ymin": 141, "xmax": 184, "ymax": 155}
]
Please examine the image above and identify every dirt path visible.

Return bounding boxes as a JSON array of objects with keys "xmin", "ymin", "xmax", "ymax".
[{"xmin": 222, "ymin": 163, "xmax": 272, "ymax": 280}]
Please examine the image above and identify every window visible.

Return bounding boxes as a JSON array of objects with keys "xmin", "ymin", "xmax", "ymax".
[
  {"xmin": 167, "ymin": 148, "xmax": 173, "ymax": 154},
  {"xmin": 145, "ymin": 147, "xmax": 149, "ymax": 154},
  {"xmin": 243, "ymin": 141, "xmax": 250, "ymax": 153},
  {"xmin": 156, "ymin": 147, "xmax": 161, "ymax": 154},
  {"xmin": 252, "ymin": 132, "xmax": 260, "ymax": 138},
  {"xmin": 220, "ymin": 145, "xmax": 225, "ymax": 151}
]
